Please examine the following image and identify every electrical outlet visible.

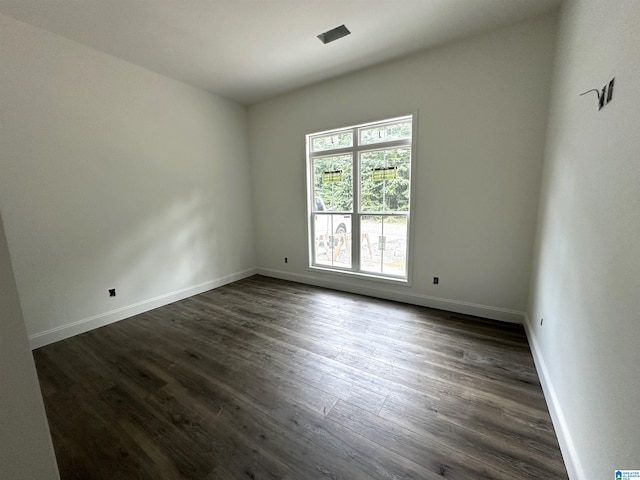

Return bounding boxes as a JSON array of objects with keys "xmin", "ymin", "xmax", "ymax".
[
  {"xmin": 540, "ymin": 318, "xmax": 544, "ymax": 326},
  {"xmin": 433, "ymin": 277, "xmax": 439, "ymax": 285},
  {"xmin": 109, "ymin": 288, "xmax": 116, "ymax": 297},
  {"xmin": 284, "ymin": 257, "xmax": 288, "ymax": 263}
]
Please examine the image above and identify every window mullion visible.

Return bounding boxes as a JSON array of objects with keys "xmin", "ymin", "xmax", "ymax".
[
  {"xmin": 309, "ymin": 145, "xmax": 354, "ymax": 158},
  {"xmin": 353, "ymin": 138, "xmax": 411, "ymax": 154},
  {"xmin": 351, "ymin": 128, "xmax": 361, "ymax": 272}
]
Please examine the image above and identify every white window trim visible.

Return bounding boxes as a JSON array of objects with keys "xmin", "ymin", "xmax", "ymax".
[{"xmin": 305, "ymin": 114, "xmax": 416, "ymax": 284}]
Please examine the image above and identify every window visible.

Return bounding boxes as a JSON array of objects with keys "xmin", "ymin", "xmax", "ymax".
[{"xmin": 306, "ymin": 115, "xmax": 413, "ymax": 281}]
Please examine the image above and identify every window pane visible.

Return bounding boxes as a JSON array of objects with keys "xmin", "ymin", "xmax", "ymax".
[
  {"xmin": 313, "ymin": 155, "xmax": 352, "ymax": 212},
  {"xmin": 313, "ymin": 214, "xmax": 352, "ymax": 268},
  {"xmin": 360, "ymin": 215, "xmax": 407, "ymax": 276},
  {"xmin": 381, "ymin": 216, "xmax": 408, "ymax": 276},
  {"xmin": 360, "ymin": 148, "xmax": 410, "ymax": 213},
  {"xmin": 360, "ymin": 215, "xmax": 382, "ymax": 273},
  {"xmin": 311, "ymin": 131, "xmax": 353, "ymax": 152},
  {"xmin": 359, "ymin": 121, "xmax": 411, "ymax": 146}
]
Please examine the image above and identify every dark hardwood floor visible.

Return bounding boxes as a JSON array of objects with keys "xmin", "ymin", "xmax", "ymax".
[{"xmin": 33, "ymin": 275, "xmax": 568, "ymax": 479}]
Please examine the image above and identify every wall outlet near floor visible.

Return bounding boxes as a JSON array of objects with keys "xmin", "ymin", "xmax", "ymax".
[
  {"xmin": 284, "ymin": 257, "xmax": 288, "ymax": 263},
  {"xmin": 109, "ymin": 288, "xmax": 116, "ymax": 297},
  {"xmin": 540, "ymin": 317, "xmax": 544, "ymax": 326},
  {"xmin": 433, "ymin": 277, "xmax": 439, "ymax": 285}
]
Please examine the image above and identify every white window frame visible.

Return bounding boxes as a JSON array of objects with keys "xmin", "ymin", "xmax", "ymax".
[{"xmin": 306, "ymin": 115, "xmax": 415, "ymax": 283}]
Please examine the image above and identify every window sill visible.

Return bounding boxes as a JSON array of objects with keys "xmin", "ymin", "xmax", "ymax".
[{"xmin": 308, "ymin": 265, "xmax": 411, "ymax": 287}]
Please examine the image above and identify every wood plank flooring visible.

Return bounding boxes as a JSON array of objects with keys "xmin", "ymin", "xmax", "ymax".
[{"xmin": 33, "ymin": 275, "xmax": 568, "ymax": 479}]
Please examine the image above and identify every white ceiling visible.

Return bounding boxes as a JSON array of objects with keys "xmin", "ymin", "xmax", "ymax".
[{"xmin": 0, "ymin": 0, "xmax": 562, "ymax": 105}]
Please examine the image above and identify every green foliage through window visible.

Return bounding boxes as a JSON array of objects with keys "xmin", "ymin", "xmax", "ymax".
[
  {"xmin": 312, "ymin": 132, "xmax": 353, "ymax": 152},
  {"xmin": 360, "ymin": 148, "xmax": 410, "ymax": 212},
  {"xmin": 313, "ymin": 155, "xmax": 352, "ymax": 211},
  {"xmin": 359, "ymin": 121, "xmax": 411, "ymax": 146}
]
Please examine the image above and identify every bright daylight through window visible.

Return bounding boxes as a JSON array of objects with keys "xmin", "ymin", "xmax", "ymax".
[{"xmin": 307, "ymin": 115, "xmax": 413, "ymax": 281}]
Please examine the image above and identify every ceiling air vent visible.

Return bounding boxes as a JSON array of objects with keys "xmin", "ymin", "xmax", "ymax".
[{"xmin": 317, "ymin": 24, "xmax": 351, "ymax": 44}]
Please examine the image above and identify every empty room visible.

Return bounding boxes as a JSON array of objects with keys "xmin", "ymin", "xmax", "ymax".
[{"xmin": 1, "ymin": 1, "xmax": 638, "ymax": 479}]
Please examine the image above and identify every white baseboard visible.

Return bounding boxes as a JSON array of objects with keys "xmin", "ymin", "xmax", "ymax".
[
  {"xmin": 523, "ymin": 313, "xmax": 584, "ymax": 480},
  {"xmin": 258, "ymin": 267, "xmax": 524, "ymax": 324},
  {"xmin": 28, "ymin": 268, "xmax": 258, "ymax": 350}
]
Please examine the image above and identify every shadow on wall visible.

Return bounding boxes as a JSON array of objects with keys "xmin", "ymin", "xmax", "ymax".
[
  {"xmin": 108, "ymin": 190, "xmax": 216, "ymax": 298},
  {"xmin": 24, "ymin": 188, "xmax": 243, "ymax": 338}
]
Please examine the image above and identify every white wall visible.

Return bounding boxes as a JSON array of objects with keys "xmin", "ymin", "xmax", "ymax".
[
  {"xmin": 248, "ymin": 14, "xmax": 557, "ymax": 322},
  {"xmin": 0, "ymin": 14, "xmax": 256, "ymax": 347},
  {"xmin": 0, "ymin": 209, "xmax": 60, "ymax": 479},
  {"xmin": 526, "ymin": 1, "xmax": 640, "ymax": 478}
]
